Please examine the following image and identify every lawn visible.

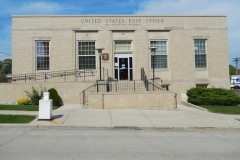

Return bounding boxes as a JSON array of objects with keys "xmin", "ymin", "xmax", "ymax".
[
  {"xmin": 200, "ymin": 105, "xmax": 240, "ymax": 115},
  {"xmin": 0, "ymin": 104, "xmax": 59, "ymax": 111},
  {"xmin": 0, "ymin": 114, "xmax": 36, "ymax": 123}
]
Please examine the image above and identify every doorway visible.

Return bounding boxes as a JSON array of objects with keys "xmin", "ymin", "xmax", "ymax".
[{"xmin": 114, "ymin": 54, "xmax": 133, "ymax": 81}]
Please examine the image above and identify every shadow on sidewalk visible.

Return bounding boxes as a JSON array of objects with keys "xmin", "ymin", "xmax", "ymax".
[
  {"xmin": 37, "ymin": 114, "xmax": 63, "ymax": 121},
  {"xmin": 52, "ymin": 115, "xmax": 63, "ymax": 120}
]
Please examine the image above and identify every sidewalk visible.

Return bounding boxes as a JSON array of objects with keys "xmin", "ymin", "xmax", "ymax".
[{"xmin": 1, "ymin": 104, "xmax": 240, "ymax": 130}]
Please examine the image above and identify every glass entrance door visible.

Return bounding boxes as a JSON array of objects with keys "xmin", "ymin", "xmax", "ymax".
[{"xmin": 114, "ymin": 54, "xmax": 132, "ymax": 81}]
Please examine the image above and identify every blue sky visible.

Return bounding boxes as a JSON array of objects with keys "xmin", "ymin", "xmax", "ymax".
[{"xmin": 0, "ymin": 0, "xmax": 239, "ymax": 65}]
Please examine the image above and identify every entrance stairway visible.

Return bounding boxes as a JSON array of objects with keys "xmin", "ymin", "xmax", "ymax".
[{"xmin": 80, "ymin": 68, "xmax": 168, "ymax": 106}]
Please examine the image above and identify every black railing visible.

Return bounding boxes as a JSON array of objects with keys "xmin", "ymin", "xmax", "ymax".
[
  {"xmin": 174, "ymin": 93, "xmax": 178, "ymax": 109},
  {"xmin": 80, "ymin": 79, "xmax": 166, "ymax": 105},
  {"xmin": 96, "ymin": 80, "xmax": 151, "ymax": 92},
  {"xmin": 141, "ymin": 68, "xmax": 166, "ymax": 91},
  {"xmin": 0, "ymin": 68, "xmax": 108, "ymax": 83},
  {"xmin": 80, "ymin": 82, "xmax": 98, "ymax": 106},
  {"xmin": 80, "ymin": 68, "xmax": 166, "ymax": 105},
  {"xmin": 148, "ymin": 80, "xmax": 166, "ymax": 91},
  {"xmin": 87, "ymin": 80, "xmax": 165, "ymax": 93},
  {"xmin": 141, "ymin": 67, "xmax": 149, "ymax": 91},
  {"xmin": 80, "ymin": 67, "xmax": 177, "ymax": 108},
  {"xmin": 141, "ymin": 67, "xmax": 178, "ymax": 108}
]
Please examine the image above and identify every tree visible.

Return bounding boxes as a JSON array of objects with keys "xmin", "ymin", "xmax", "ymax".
[
  {"xmin": 2, "ymin": 59, "xmax": 12, "ymax": 74},
  {"xmin": 0, "ymin": 60, "xmax": 2, "ymax": 69},
  {"xmin": 0, "ymin": 68, "xmax": 5, "ymax": 82},
  {"xmin": 229, "ymin": 65, "xmax": 236, "ymax": 76}
]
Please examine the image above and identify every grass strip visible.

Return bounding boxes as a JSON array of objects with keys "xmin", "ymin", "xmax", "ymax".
[
  {"xmin": 200, "ymin": 105, "xmax": 240, "ymax": 115},
  {"xmin": 0, "ymin": 114, "xmax": 36, "ymax": 123},
  {"xmin": 0, "ymin": 105, "xmax": 59, "ymax": 111}
]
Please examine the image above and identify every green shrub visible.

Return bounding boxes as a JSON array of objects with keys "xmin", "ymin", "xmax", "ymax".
[
  {"xmin": 187, "ymin": 88, "xmax": 240, "ymax": 106},
  {"xmin": 24, "ymin": 86, "xmax": 46, "ymax": 105},
  {"xmin": 17, "ymin": 98, "xmax": 30, "ymax": 105},
  {"xmin": 48, "ymin": 88, "xmax": 60, "ymax": 106}
]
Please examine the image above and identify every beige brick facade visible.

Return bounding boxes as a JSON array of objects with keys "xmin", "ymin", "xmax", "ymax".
[
  {"xmin": 88, "ymin": 92, "xmax": 176, "ymax": 110},
  {"xmin": 11, "ymin": 15, "xmax": 229, "ymax": 104}
]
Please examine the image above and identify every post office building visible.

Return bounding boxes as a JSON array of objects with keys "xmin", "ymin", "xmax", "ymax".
[{"xmin": 7, "ymin": 15, "xmax": 230, "ymax": 109}]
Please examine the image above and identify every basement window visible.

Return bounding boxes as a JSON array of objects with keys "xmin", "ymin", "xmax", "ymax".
[{"xmin": 196, "ymin": 84, "xmax": 208, "ymax": 88}]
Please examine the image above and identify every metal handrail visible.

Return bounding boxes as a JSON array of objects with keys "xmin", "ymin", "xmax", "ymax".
[
  {"xmin": 1, "ymin": 68, "xmax": 108, "ymax": 83},
  {"xmin": 80, "ymin": 82, "xmax": 98, "ymax": 106},
  {"xmin": 141, "ymin": 68, "xmax": 166, "ymax": 91},
  {"xmin": 79, "ymin": 79, "xmax": 168, "ymax": 105},
  {"xmin": 79, "ymin": 67, "xmax": 177, "ymax": 107},
  {"xmin": 141, "ymin": 67, "xmax": 178, "ymax": 108}
]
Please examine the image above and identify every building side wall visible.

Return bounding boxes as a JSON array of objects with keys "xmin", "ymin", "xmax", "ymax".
[{"xmin": 168, "ymin": 29, "xmax": 229, "ymax": 101}]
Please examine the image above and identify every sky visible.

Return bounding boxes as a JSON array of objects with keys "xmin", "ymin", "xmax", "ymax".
[{"xmin": 0, "ymin": 0, "xmax": 239, "ymax": 65}]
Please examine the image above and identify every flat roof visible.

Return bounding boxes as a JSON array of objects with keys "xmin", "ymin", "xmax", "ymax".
[{"xmin": 12, "ymin": 14, "xmax": 227, "ymax": 17}]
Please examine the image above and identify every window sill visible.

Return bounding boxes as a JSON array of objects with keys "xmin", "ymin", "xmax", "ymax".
[
  {"xmin": 151, "ymin": 68, "xmax": 169, "ymax": 72},
  {"xmin": 36, "ymin": 70, "xmax": 50, "ymax": 72},
  {"xmin": 195, "ymin": 68, "xmax": 208, "ymax": 71}
]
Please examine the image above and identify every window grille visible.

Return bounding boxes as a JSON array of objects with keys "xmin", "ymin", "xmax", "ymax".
[
  {"xmin": 150, "ymin": 40, "xmax": 167, "ymax": 69},
  {"xmin": 196, "ymin": 84, "xmax": 208, "ymax": 88},
  {"xmin": 115, "ymin": 41, "xmax": 131, "ymax": 51},
  {"xmin": 36, "ymin": 41, "xmax": 50, "ymax": 70},
  {"xmin": 194, "ymin": 39, "xmax": 207, "ymax": 68},
  {"xmin": 78, "ymin": 41, "xmax": 96, "ymax": 69}
]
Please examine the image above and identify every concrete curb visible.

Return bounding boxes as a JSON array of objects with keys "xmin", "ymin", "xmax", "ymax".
[
  {"xmin": 0, "ymin": 124, "xmax": 240, "ymax": 131},
  {"xmin": 182, "ymin": 101, "xmax": 208, "ymax": 111}
]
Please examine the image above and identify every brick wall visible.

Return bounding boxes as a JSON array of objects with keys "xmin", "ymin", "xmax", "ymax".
[
  {"xmin": 88, "ymin": 92, "xmax": 176, "ymax": 110},
  {"xmin": 0, "ymin": 82, "xmax": 93, "ymax": 104}
]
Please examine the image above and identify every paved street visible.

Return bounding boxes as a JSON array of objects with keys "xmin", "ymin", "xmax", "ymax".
[{"xmin": 0, "ymin": 127, "xmax": 239, "ymax": 160}]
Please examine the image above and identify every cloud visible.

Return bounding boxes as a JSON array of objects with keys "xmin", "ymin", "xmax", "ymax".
[
  {"xmin": 136, "ymin": 0, "xmax": 239, "ymax": 15},
  {"xmin": 136, "ymin": 0, "xmax": 240, "ymax": 60},
  {"xmin": 12, "ymin": 1, "xmax": 62, "ymax": 14}
]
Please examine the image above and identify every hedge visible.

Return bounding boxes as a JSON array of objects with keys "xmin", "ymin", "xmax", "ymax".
[{"xmin": 187, "ymin": 88, "xmax": 240, "ymax": 106}]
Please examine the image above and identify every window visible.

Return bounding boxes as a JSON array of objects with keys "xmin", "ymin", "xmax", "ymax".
[
  {"xmin": 78, "ymin": 41, "xmax": 96, "ymax": 70},
  {"xmin": 196, "ymin": 84, "xmax": 208, "ymax": 88},
  {"xmin": 36, "ymin": 41, "xmax": 50, "ymax": 70},
  {"xmin": 150, "ymin": 40, "xmax": 167, "ymax": 69},
  {"xmin": 115, "ymin": 41, "xmax": 131, "ymax": 51},
  {"xmin": 194, "ymin": 39, "xmax": 207, "ymax": 68}
]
